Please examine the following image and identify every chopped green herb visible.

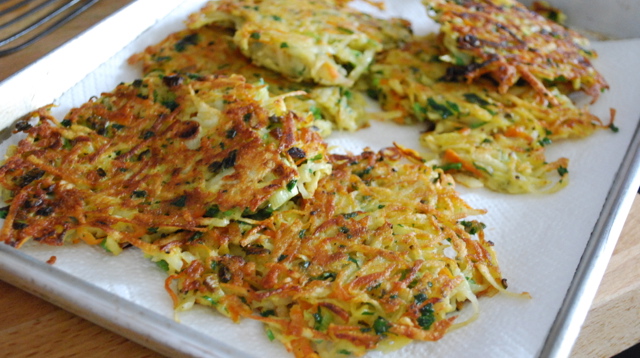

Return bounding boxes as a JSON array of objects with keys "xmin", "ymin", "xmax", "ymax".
[
  {"xmin": 466, "ymin": 276, "xmax": 477, "ymax": 285},
  {"xmin": 0, "ymin": 206, "xmax": 9, "ymax": 219},
  {"xmin": 201, "ymin": 296, "xmax": 218, "ymax": 305},
  {"xmin": 62, "ymin": 138, "xmax": 73, "ymax": 150},
  {"xmin": 161, "ymin": 100, "xmax": 179, "ymax": 111},
  {"xmin": 469, "ymin": 121, "xmax": 487, "ymax": 129},
  {"xmin": 286, "ymin": 179, "xmax": 298, "ymax": 192},
  {"xmin": 244, "ymin": 206, "xmax": 274, "ymax": 220},
  {"xmin": 413, "ymin": 102, "xmax": 427, "ymax": 115},
  {"xmin": 538, "ymin": 137, "xmax": 552, "ymax": 147},
  {"xmin": 417, "ymin": 303, "xmax": 435, "ymax": 330},
  {"xmin": 347, "ymin": 255, "xmax": 359, "ymax": 268},
  {"xmin": 341, "ymin": 88, "xmax": 353, "ymax": 100},
  {"xmin": 132, "ymin": 190, "xmax": 147, "ymax": 198},
  {"xmin": 427, "ymin": 97, "xmax": 454, "ymax": 119},
  {"xmin": 366, "ymin": 88, "xmax": 380, "ymax": 100},
  {"xmin": 414, "ymin": 293, "xmax": 428, "ymax": 305},
  {"xmin": 355, "ymin": 166, "xmax": 373, "ymax": 178},
  {"xmin": 337, "ymin": 26, "xmax": 354, "ymax": 34},
  {"xmin": 557, "ymin": 166, "xmax": 569, "ymax": 176},
  {"xmin": 435, "ymin": 162, "xmax": 462, "ymax": 171},
  {"xmin": 408, "ymin": 279, "xmax": 419, "ymax": 289},
  {"xmin": 156, "ymin": 260, "xmax": 169, "ymax": 272},
  {"xmin": 460, "ymin": 220, "xmax": 486, "ymax": 235},
  {"xmin": 342, "ymin": 212, "xmax": 358, "ymax": 219},
  {"xmin": 60, "ymin": 119, "xmax": 72, "ymax": 128},
  {"xmin": 310, "ymin": 153, "xmax": 323, "ymax": 161},
  {"xmin": 189, "ymin": 232, "xmax": 204, "ymax": 241},
  {"xmin": 445, "ymin": 100, "xmax": 460, "ymax": 114},
  {"xmin": 609, "ymin": 123, "xmax": 619, "ymax": 133},
  {"xmin": 463, "ymin": 93, "xmax": 491, "ymax": 106},
  {"xmin": 250, "ymin": 32, "xmax": 261, "ymax": 40},
  {"xmin": 554, "ymin": 75, "xmax": 568, "ymax": 82},
  {"xmin": 266, "ymin": 328, "xmax": 276, "ymax": 341},
  {"xmin": 204, "ymin": 205, "xmax": 220, "ymax": 218},
  {"xmin": 170, "ymin": 195, "xmax": 187, "ymax": 208},
  {"xmin": 473, "ymin": 162, "xmax": 491, "ymax": 175},
  {"xmin": 260, "ymin": 309, "xmax": 276, "ymax": 317},
  {"xmin": 312, "ymin": 272, "xmax": 336, "ymax": 281},
  {"xmin": 174, "ymin": 33, "xmax": 199, "ymax": 52},
  {"xmin": 373, "ymin": 316, "xmax": 390, "ymax": 335},
  {"xmin": 313, "ymin": 307, "xmax": 332, "ymax": 331}
]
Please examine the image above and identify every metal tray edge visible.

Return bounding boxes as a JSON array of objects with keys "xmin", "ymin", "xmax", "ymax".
[
  {"xmin": 540, "ymin": 117, "xmax": 640, "ymax": 357},
  {"xmin": 0, "ymin": 1, "xmax": 638, "ymax": 357}
]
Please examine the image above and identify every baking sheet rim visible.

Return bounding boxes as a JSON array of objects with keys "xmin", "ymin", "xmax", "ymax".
[{"xmin": 0, "ymin": 1, "xmax": 638, "ymax": 357}]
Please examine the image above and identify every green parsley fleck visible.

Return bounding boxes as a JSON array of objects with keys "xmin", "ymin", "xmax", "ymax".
[
  {"xmin": 557, "ymin": 166, "xmax": 569, "ymax": 176},
  {"xmin": 170, "ymin": 195, "xmax": 187, "ymax": 208},
  {"xmin": 373, "ymin": 316, "xmax": 390, "ymax": 335},
  {"xmin": 156, "ymin": 260, "xmax": 169, "ymax": 272},
  {"xmin": 609, "ymin": 123, "xmax": 619, "ymax": 133},
  {"xmin": 0, "ymin": 206, "xmax": 9, "ymax": 219}
]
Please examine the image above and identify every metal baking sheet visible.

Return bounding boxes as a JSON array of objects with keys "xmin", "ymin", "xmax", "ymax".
[{"xmin": 1, "ymin": 1, "xmax": 640, "ymax": 357}]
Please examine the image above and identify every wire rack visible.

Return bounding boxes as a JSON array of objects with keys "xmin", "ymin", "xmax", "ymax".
[{"xmin": 0, "ymin": 0, "xmax": 99, "ymax": 57}]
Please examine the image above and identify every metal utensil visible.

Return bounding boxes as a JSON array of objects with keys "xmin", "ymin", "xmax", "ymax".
[{"xmin": 0, "ymin": 0, "xmax": 99, "ymax": 57}]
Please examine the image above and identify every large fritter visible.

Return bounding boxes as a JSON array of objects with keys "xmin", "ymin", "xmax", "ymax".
[
  {"xmin": 128, "ymin": 25, "xmax": 368, "ymax": 133},
  {"xmin": 0, "ymin": 75, "xmax": 331, "ymax": 250},
  {"xmin": 424, "ymin": 0, "xmax": 608, "ymax": 104},
  {"xmin": 187, "ymin": 0, "xmax": 412, "ymax": 87},
  {"xmin": 368, "ymin": 21, "xmax": 611, "ymax": 193},
  {"xmin": 0, "ymin": 72, "xmax": 518, "ymax": 357},
  {"xmin": 147, "ymin": 145, "xmax": 512, "ymax": 357}
]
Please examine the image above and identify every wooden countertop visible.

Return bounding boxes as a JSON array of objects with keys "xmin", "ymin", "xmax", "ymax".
[{"xmin": 0, "ymin": 1, "xmax": 638, "ymax": 357}]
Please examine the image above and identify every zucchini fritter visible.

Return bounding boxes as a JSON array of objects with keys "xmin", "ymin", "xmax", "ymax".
[
  {"xmin": 187, "ymin": 0, "xmax": 412, "ymax": 87},
  {"xmin": 148, "ymin": 145, "xmax": 512, "ymax": 357},
  {"xmin": 0, "ymin": 75, "xmax": 331, "ymax": 249},
  {"xmin": 424, "ymin": 0, "xmax": 608, "ymax": 104},
  {"xmin": 129, "ymin": 25, "xmax": 368, "ymax": 133},
  {"xmin": 369, "ymin": 34, "xmax": 608, "ymax": 193}
]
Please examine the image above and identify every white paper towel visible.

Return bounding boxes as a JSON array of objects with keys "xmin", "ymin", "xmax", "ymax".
[{"xmin": 6, "ymin": 0, "xmax": 640, "ymax": 357}]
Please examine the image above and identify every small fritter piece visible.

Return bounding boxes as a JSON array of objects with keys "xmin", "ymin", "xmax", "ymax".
[
  {"xmin": 187, "ymin": 0, "xmax": 412, "ymax": 87},
  {"xmin": 369, "ymin": 34, "xmax": 609, "ymax": 193},
  {"xmin": 128, "ymin": 25, "xmax": 368, "ymax": 133},
  {"xmin": 424, "ymin": 0, "xmax": 608, "ymax": 104},
  {"xmin": 147, "ymin": 145, "xmax": 515, "ymax": 357},
  {"xmin": 0, "ymin": 75, "xmax": 331, "ymax": 250}
]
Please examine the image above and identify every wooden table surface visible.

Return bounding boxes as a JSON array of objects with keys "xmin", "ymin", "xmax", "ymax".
[{"xmin": 0, "ymin": 1, "xmax": 638, "ymax": 357}]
